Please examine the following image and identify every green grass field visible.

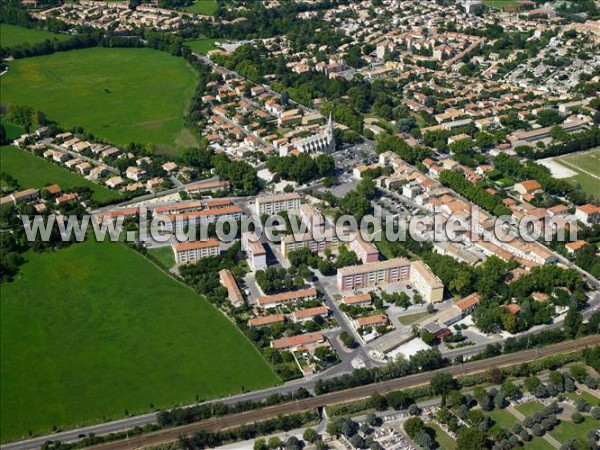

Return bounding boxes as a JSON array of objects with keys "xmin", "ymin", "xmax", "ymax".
[
  {"xmin": 0, "ymin": 24, "xmax": 69, "ymax": 48},
  {"xmin": 549, "ymin": 416, "xmax": 600, "ymax": 443},
  {"xmin": 183, "ymin": 0, "xmax": 218, "ymax": 14},
  {"xmin": 1, "ymin": 47, "xmax": 199, "ymax": 155},
  {"xmin": 0, "ymin": 240, "xmax": 279, "ymax": 442},
  {"xmin": 0, "ymin": 119, "xmax": 25, "ymax": 141},
  {"xmin": 0, "ymin": 145, "xmax": 121, "ymax": 204},
  {"xmin": 524, "ymin": 437, "xmax": 555, "ymax": 450},
  {"xmin": 554, "ymin": 147, "xmax": 600, "ymax": 200},
  {"xmin": 488, "ymin": 408, "xmax": 517, "ymax": 430},
  {"xmin": 428, "ymin": 423, "xmax": 457, "ymax": 450},
  {"xmin": 149, "ymin": 245, "xmax": 175, "ymax": 269},
  {"xmin": 564, "ymin": 390, "xmax": 600, "ymax": 406},
  {"xmin": 483, "ymin": 0, "xmax": 521, "ymax": 8},
  {"xmin": 516, "ymin": 400, "xmax": 545, "ymax": 416},
  {"xmin": 398, "ymin": 311, "xmax": 429, "ymax": 326},
  {"xmin": 185, "ymin": 38, "xmax": 221, "ymax": 54}
]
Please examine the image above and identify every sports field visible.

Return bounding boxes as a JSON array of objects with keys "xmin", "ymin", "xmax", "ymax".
[
  {"xmin": 185, "ymin": 37, "xmax": 221, "ymax": 54},
  {"xmin": 0, "ymin": 24, "xmax": 69, "ymax": 48},
  {"xmin": 554, "ymin": 147, "xmax": 600, "ymax": 199},
  {"xmin": 183, "ymin": 0, "xmax": 218, "ymax": 15},
  {"xmin": 0, "ymin": 240, "xmax": 279, "ymax": 442},
  {"xmin": 0, "ymin": 145, "xmax": 121, "ymax": 204},
  {"xmin": 0, "ymin": 47, "xmax": 199, "ymax": 155}
]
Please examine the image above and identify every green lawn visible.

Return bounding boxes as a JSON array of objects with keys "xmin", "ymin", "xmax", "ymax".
[
  {"xmin": 185, "ymin": 38, "xmax": 221, "ymax": 54},
  {"xmin": 0, "ymin": 145, "xmax": 121, "ymax": 204},
  {"xmin": 555, "ymin": 147, "xmax": 600, "ymax": 200},
  {"xmin": 398, "ymin": 311, "xmax": 429, "ymax": 326},
  {"xmin": 428, "ymin": 423, "xmax": 457, "ymax": 450},
  {"xmin": 516, "ymin": 400, "xmax": 545, "ymax": 417},
  {"xmin": 549, "ymin": 416, "xmax": 600, "ymax": 443},
  {"xmin": 564, "ymin": 390, "xmax": 600, "ymax": 407},
  {"xmin": 488, "ymin": 408, "xmax": 517, "ymax": 430},
  {"xmin": 149, "ymin": 245, "xmax": 175, "ymax": 269},
  {"xmin": 1, "ymin": 47, "xmax": 199, "ymax": 155},
  {"xmin": 0, "ymin": 240, "xmax": 279, "ymax": 442},
  {"xmin": 183, "ymin": 0, "xmax": 218, "ymax": 14},
  {"xmin": 524, "ymin": 437, "xmax": 555, "ymax": 450},
  {"xmin": 0, "ymin": 24, "xmax": 69, "ymax": 48},
  {"xmin": 483, "ymin": 0, "xmax": 521, "ymax": 8},
  {"xmin": 0, "ymin": 119, "xmax": 25, "ymax": 141}
]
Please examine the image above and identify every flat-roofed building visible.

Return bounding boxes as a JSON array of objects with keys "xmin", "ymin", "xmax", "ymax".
[
  {"xmin": 172, "ymin": 239, "xmax": 220, "ymax": 264},
  {"xmin": 258, "ymin": 288, "xmax": 318, "ymax": 309},
  {"xmin": 255, "ymin": 192, "xmax": 301, "ymax": 215},
  {"xmin": 248, "ymin": 314, "xmax": 285, "ymax": 328},
  {"xmin": 291, "ymin": 306, "xmax": 329, "ymax": 323},
  {"xmin": 337, "ymin": 258, "xmax": 411, "ymax": 292},
  {"xmin": 299, "ymin": 203, "xmax": 325, "ymax": 231},
  {"xmin": 270, "ymin": 332, "xmax": 325, "ymax": 350},
  {"xmin": 219, "ymin": 269, "xmax": 244, "ymax": 307},
  {"xmin": 410, "ymin": 260, "xmax": 444, "ymax": 303}
]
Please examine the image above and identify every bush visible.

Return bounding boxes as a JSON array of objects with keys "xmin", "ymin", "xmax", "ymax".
[
  {"xmin": 591, "ymin": 407, "xmax": 600, "ymax": 420},
  {"xmin": 571, "ymin": 412, "xmax": 584, "ymax": 424}
]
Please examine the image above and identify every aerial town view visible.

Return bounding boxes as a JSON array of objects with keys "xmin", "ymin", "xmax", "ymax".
[{"xmin": 1, "ymin": 0, "xmax": 600, "ymax": 449}]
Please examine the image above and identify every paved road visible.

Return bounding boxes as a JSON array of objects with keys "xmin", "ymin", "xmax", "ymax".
[
  {"xmin": 79, "ymin": 336, "xmax": 600, "ymax": 450},
  {"xmin": 4, "ymin": 335, "xmax": 598, "ymax": 450}
]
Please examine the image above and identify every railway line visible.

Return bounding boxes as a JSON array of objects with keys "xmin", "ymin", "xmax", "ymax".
[{"xmin": 89, "ymin": 335, "xmax": 600, "ymax": 450}]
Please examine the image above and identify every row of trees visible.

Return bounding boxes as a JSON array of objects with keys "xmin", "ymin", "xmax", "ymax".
[{"xmin": 439, "ymin": 170, "xmax": 512, "ymax": 216}]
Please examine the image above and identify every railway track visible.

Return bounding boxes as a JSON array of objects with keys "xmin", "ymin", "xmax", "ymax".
[{"xmin": 89, "ymin": 335, "xmax": 600, "ymax": 450}]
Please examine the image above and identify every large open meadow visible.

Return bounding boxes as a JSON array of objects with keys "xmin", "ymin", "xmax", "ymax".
[
  {"xmin": 0, "ymin": 145, "xmax": 121, "ymax": 204},
  {"xmin": 0, "ymin": 240, "xmax": 279, "ymax": 442},
  {"xmin": 0, "ymin": 47, "xmax": 199, "ymax": 155},
  {"xmin": 0, "ymin": 24, "xmax": 69, "ymax": 48}
]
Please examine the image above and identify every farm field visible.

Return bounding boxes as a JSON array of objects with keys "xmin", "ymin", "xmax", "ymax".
[
  {"xmin": 183, "ymin": 0, "xmax": 218, "ymax": 14},
  {"xmin": 1, "ymin": 47, "xmax": 199, "ymax": 155},
  {"xmin": 0, "ymin": 145, "xmax": 121, "ymax": 204},
  {"xmin": 185, "ymin": 37, "xmax": 221, "ymax": 54},
  {"xmin": 0, "ymin": 24, "xmax": 69, "ymax": 48},
  {"xmin": 0, "ymin": 119, "xmax": 25, "ymax": 141},
  {"xmin": 0, "ymin": 240, "xmax": 279, "ymax": 442},
  {"xmin": 553, "ymin": 147, "xmax": 600, "ymax": 199}
]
